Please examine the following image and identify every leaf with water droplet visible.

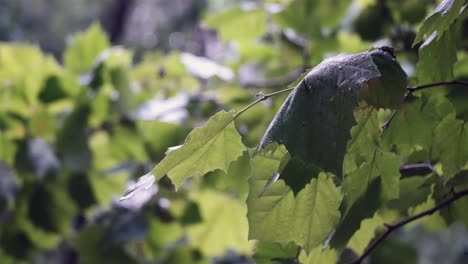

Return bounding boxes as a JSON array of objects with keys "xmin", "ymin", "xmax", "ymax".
[{"xmin": 258, "ymin": 49, "xmax": 407, "ymax": 175}]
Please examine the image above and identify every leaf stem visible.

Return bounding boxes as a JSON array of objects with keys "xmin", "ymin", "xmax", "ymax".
[
  {"xmin": 352, "ymin": 188, "xmax": 468, "ymax": 264},
  {"xmin": 233, "ymin": 87, "xmax": 295, "ymax": 119}
]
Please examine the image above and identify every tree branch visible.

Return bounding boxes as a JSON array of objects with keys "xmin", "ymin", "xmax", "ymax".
[
  {"xmin": 352, "ymin": 188, "xmax": 468, "ymax": 264},
  {"xmin": 380, "ymin": 80, "xmax": 468, "ymax": 131}
]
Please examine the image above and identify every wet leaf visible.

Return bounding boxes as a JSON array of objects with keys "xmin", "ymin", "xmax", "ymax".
[{"xmin": 258, "ymin": 49, "xmax": 406, "ymax": 175}]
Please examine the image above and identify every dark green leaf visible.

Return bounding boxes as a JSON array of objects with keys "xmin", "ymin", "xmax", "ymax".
[
  {"xmin": 259, "ymin": 50, "xmax": 385, "ymax": 175},
  {"xmin": 56, "ymin": 104, "xmax": 92, "ymax": 173},
  {"xmin": 414, "ymin": 0, "xmax": 466, "ymax": 45},
  {"xmin": 433, "ymin": 113, "xmax": 468, "ymax": 180}
]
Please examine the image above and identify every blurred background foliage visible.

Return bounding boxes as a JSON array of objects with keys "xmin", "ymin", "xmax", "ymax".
[{"xmin": 1, "ymin": 0, "xmax": 468, "ymax": 263}]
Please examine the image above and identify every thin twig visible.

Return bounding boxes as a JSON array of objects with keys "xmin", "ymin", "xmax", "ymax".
[
  {"xmin": 352, "ymin": 188, "xmax": 468, "ymax": 264},
  {"xmin": 233, "ymin": 87, "xmax": 295, "ymax": 119},
  {"xmin": 407, "ymin": 80, "xmax": 468, "ymax": 92},
  {"xmin": 380, "ymin": 80, "xmax": 468, "ymax": 131}
]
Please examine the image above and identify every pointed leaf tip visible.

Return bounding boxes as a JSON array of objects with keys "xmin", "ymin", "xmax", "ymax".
[{"xmin": 120, "ymin": 173, "xmax": 155, "ymax": 201}]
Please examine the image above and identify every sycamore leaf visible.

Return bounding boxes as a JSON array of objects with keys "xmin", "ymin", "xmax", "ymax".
[
  {"xmin": 258, "ymin": 49, "xmax": 406, "ymax": 175},
  {"xmin": 247, "ymin": 145, "xmax": 342, "ymax": 252},
  {"xmin": 152, "ymin": 110, "xmax": 244, "ymax": 188},
  {"xmin": 434, "ymin": 114, "xmax": 468, "ymax": 180},
  {"xmin": 413, "ymin": 0, "xmax": 466, "ymax": 45},
  {"xmin": 121, "ymin": 111, "xmax": 245, "ymax": 199}
]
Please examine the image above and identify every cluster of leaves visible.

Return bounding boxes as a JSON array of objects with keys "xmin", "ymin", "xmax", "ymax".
[
  {"xmin": 1, "ymin": 0, "xmax": 468, "ymax": 264},
  {"xmin": 0, "ymin": 22, "xmax": 259, "ymax": 263}
]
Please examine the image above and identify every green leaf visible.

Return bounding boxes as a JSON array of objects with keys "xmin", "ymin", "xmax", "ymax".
[
  {"xmin": 252, "ymin": 241, "xmax": 299, "ymax": 264},
  {"xmin": 377, "ymin": 151, "xmax": 401, "ymax": 201},
  {"xmin": 204, "ymin": 8, "xmax": 265, "ymax": 42},
  {"xmin": 202, "ymin": 151, "xmax": 251, "ymax": 200},
  {"xmin": 0, "ymin": 249, "xmax": 25, "ymax": 264},
  {"xmin": 38, "ymin": 75, "xmax": 69, "ymax": 103},
  {"xmin": 276, "ymin": 0, "xmax": 350, "ymax": 37},
  {"xmin": 187, "ymin": 190, "xmax": 252, "ymax": 255},
  {"xmin": 63, "ymin": 23, "xmax": 110, "ymax": 74},
  {"xmin": 413, "ymin": 0, "xmax": 466, "ymax": 45},
  {"xmin": 143, "ymin": 219, "xmax": 184, "ymax": 260},
  {"xmin": 330, "ymin": 177, "xmax": 382, "ymax": 251},
  {"xmin": 0, "ymin": 44, "xmax": 61, "ymax": 114},
  {"xmin": 360, "ymin": 50, "xmax": 408, "ymax": 109},
  {"xmin": 342, "ymin": 161, "xmax": 378, "ymax": 214},
  {"xmin": 279, "ymin": 156, "xmax": 321, "ymax": 195},
  {"xmin": 73, "ymin": 225, "xmax": 137, "ymax": 264},
  {"xmin": 433, "ymin": 113, "xmax": 468, "ymax": 180},
  {"xmin": 407, "ymin": 186, "xmax": 446, "ymax": 230},
  {"xmin": 344, "ymin": 150, "xmax": 400, "ymax": 211},
  {"xmin": 344, "ymin": 106, "xmax": 380, "ymax": 173},
  {"xmin": 346, "ymin": 214, "xmax": 384, "ymax": 255},
  {"xmin": 136, "ymin": 120, "xmax": 187, "ymax": 160},
  {"xmin": 299, "ymin": 246, "xmax": 338, "ymax": 264},
  {"xmin": 15, "ymin": 183, "xmax": 76, "ymax": 249},
  {"xmin": 56, "ymin": 103, "xmax": 92, "ymax": 173},
  {"xmin": 248, "ymin": 145, "xmax": 342, "ymax": 252},
  {"xmin": 417, "ymin": 28, "xmax": 457, "ymax": 85},
  {"xmin": 152, "ymin": 110, "xmax": 245, "ymax": 189},
  {"xmin": 259, "ymin": 50, "xmax": 386, "ymax": 175},
  {"xmin": 381, "ymin": 98, "xmax": 433, "ymax": 155},
  {"xmin": 89, "ymin": 170, "xmax": 128, "ymax": 205},
  {"xmin": 387, "ymin": 177, "xmax": 431, "ymax": 212},
  {"xmin": 203, "ymin": 7, "xmax": 276, "ymax": 61}
]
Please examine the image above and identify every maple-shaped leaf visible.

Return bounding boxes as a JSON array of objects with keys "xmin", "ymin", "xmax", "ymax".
[
  {"xmin": 258, "ymin": 48, "xmax": 407, "ymax": 175},
  {"xmin": 121, "ymin": 110, "xmax": 245, "ymax": 199}
]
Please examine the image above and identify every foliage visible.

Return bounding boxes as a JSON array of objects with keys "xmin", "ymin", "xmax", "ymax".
[{"xmin": 1, "ymin": 0, "xmax": 468, "ymax": 264}]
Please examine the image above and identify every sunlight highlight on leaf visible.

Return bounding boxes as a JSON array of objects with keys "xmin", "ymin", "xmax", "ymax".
[
  {"xmin": 152, "ymin": 110, "xmax": 245, "ymax": 189},
  {"xmin": 248, "ymin": 145, "xmax": 342, "ymax": 252}
]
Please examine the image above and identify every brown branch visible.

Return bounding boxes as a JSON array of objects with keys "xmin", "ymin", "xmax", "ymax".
[
  {"xmin": 352, "ymin": 188, "xmax": 468, "ymax": 264},
  {"xmin": 380, "ymin": 80, "xmax": 468, "ymax": 131}
]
